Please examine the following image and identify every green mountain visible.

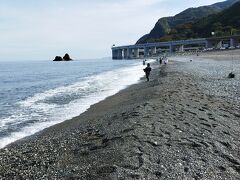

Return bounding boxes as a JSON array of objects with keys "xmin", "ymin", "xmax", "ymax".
[
  {"xmin": 192, "ymin": 1, "xmax": 240, "ymax": 38},
  {"xmin": 156, "ymin": 1, "xmax": 240, "ymax": 41},
  {"xmin": 136, "ymin": 0, "xmax": 240, "ymax": 44}
]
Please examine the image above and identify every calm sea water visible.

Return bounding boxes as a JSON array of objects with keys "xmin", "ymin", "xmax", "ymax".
[{"xmin": 0, "ymin": 58, "xmax": 144, "ymax": 148}]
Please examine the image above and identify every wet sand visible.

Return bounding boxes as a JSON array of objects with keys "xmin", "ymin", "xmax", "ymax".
[{"xmin": 0, "ymin": 55, "xmax": 240, "ymax": 179}]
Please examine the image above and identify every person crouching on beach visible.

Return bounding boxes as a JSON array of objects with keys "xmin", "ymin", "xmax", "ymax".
[{"xmin": 143, "ymin": 63, "xmax": 152, "ymax": 81}]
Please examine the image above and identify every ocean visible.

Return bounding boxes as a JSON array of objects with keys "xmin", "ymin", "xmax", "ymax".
[{"xmin": 0, "ymin": 58, "xmax": 145, "ymax": 148}]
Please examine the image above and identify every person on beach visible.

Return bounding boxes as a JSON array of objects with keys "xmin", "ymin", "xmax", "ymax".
[
  {"xmin": 159, "ymin": 57, "xmax": 162, "ymax": 64},
  {"xmin": 164, "ymin": 57, "xmax": 168, "ymax": 64},
  {"xmin": 143, "ymin": 63, "xmax": 152, "ymax": 81},
  {"xmin": 143, "ymin": 59, "xmax": 146, "ymax": 65}
]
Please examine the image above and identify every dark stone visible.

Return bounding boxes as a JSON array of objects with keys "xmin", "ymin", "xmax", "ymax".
[
  {"xmin": 102, "ymin": 138, "xmax": 109, "ymax": 144},
  {"xmin": 63, "ymin": 53, "xmax": 72, "ymax": 61},
  {"xmin": 155, "ymin": 171, "xmax": 162, "ymax": 178},
  {"xmin": 228, "ymin": 72, "xmax": 235, "ymax": 78},
  {"xmin": 184, "ymin": 167, "xmax": 189, "ymax": 172},
  {"xmin": 218, "ymin": 166, "xmax": 226, "ymax": 171},
  {"xmin": 53, "ymin": 56, "xmax": 63, "ymax": 61}
]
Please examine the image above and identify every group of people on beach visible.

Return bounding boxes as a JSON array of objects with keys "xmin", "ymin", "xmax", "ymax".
[
  {"xmin": 158, "ymin": 56, "xmax": 168, "ymax": 65},
  {"xmin": 143, "ymin": 56, "xmax": 169, "ymax": 82}
]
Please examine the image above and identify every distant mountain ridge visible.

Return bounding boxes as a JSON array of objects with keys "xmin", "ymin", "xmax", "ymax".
[
  {"xmin": 192, "ymin": 1, "xmax": 240, "ymax": 38},
  {"xmin": 136, "ymin": 0, "xmax": 240, "ymax": 44},
  {"xmin": 157, "ymin": 1, "xmax": 240, "ymax": 40}
]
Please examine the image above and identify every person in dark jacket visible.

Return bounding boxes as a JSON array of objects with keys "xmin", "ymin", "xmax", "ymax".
[
  {"xmin": 143, "ymin": 63, "xmax": 152, "ymax": 81},
  {"xmin": 159, "ymin": 57, "xmax": 163, "ymax": 64}
]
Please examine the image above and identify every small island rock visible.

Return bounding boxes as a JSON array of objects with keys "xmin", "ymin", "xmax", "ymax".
[
  {"xmin": 63, "ymin": 53, "xmax": 72, "ymax": 61},
  {"xmin": 53, "ymin": 56, "xmax": 63, "ymax": 61}
]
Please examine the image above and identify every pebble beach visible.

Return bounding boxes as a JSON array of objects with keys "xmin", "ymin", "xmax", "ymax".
[{"xmin": 0, "ymin": 50, "xmax": 240, "ymax": 179}]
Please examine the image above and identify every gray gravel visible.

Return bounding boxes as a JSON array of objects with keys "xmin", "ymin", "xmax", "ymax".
[{"xmin": 0, "ymin": 59, "xmax": 240, "ymax": 179}]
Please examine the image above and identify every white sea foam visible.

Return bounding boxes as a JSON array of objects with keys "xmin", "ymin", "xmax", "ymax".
[{"xmin": 0, "ymin": 62, "xmax": 145, "ymax": 148}]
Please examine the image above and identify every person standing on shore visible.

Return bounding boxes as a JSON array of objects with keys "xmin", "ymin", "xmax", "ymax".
[
  {"xmin": 159, "ymin": 57, "xmax": 163, "ymax": 64},
  {"xmin": 143, "ymin": 63, "xmax": 152, "ymax": 81},
  {"xmin": 143, "ymin": 59, "xmax": 146, "ymax": 65}
]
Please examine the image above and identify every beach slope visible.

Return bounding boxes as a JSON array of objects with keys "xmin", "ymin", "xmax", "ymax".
[{"xmin": 0, "ymin": 58, "xmax": 240, "ymax": 179}]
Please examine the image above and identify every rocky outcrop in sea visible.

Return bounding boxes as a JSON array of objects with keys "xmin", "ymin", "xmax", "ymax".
[
  {"xmin": 53, "ymin": 54, "xmax": 73, "ymax": 61},
  {"xmin": 53, "ymin": 56, "xmax": 63, "ymax": 61},
  {"xmin": 63, "ymin": 53, "xmax": 72, "ymax": 61}
]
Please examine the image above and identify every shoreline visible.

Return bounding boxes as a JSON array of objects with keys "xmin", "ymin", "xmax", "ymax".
[
  {"xmin": 0, "ymin": 59, "xmax": 146, "ymax": 149},
  {"xmin": 3, "ymin": 61, "xmax": 158, "ymax": 148},
  {"xmin": 1, "ymin": 57, "xmax": 240, "ymax": 179}
]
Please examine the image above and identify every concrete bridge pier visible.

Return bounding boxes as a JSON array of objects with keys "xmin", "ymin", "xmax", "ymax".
[
  {"xmin": 169, "ymin": 45, "xmax": 173, "ymax": 53},
  {"xmin": 144, "ymin": 47, "xmax": 149, "ymax": 57},
  {"xmin": 123, "ymin": 48, "xmax": 130, "ymax": 59},
  {"xmin": 134, "ymin": 48, "xmax": 139, "ymax": 59},
  {"xmin": 127, "ymin": 48, "xmax": 131, "ymax": 59},
  {"xmin": 112, "ymin": 50, "xmax": 118, "ymax": 59},
  {"xmin": 230, "ymin": 38, "xmax": 238, "ymax": 47},
  {"xmin": 113, "ymin": 49, "xmax": 123, "ymax": 59},
  {"xmin": 206, "ymin": 41, "xmax": 213, "ymax": 48},
  {"xmin": 123, "ymin": 49, "xmax": 127, "ymax": 59},
  {"xmin": 152, "ymin": 47, "xmax": 157, "ymax": 55},
  {"xmin": 129, "ymin": 49, "xmax": 133, "ymax": 59},
  {"xmin": 117, "ymin": 49, "xmax": 123, "ymax": 59},
  {"xmin": 179, "ymin": 45, "xmax": 184, "ymax": 52}
]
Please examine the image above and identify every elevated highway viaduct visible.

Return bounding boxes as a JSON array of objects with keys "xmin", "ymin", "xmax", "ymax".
[{"xmin": 112, "ymin": 35, "xmax": 240, "ymax": 59}]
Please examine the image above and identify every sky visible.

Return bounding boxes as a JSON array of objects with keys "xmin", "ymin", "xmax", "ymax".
[{"xmin": 0, "ymin": 0, "xmax": 225, "ymax": 60}]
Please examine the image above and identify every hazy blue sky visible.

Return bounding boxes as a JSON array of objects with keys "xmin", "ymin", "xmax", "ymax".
[{"xmin": 0, "ymin": 0, "xmax": 224, "ymax": 60}]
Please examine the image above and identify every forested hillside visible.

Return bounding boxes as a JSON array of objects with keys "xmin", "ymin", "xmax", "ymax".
[{"xmin": 136, "ymin": 0, "xmax": 240, "ymax": 44}]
